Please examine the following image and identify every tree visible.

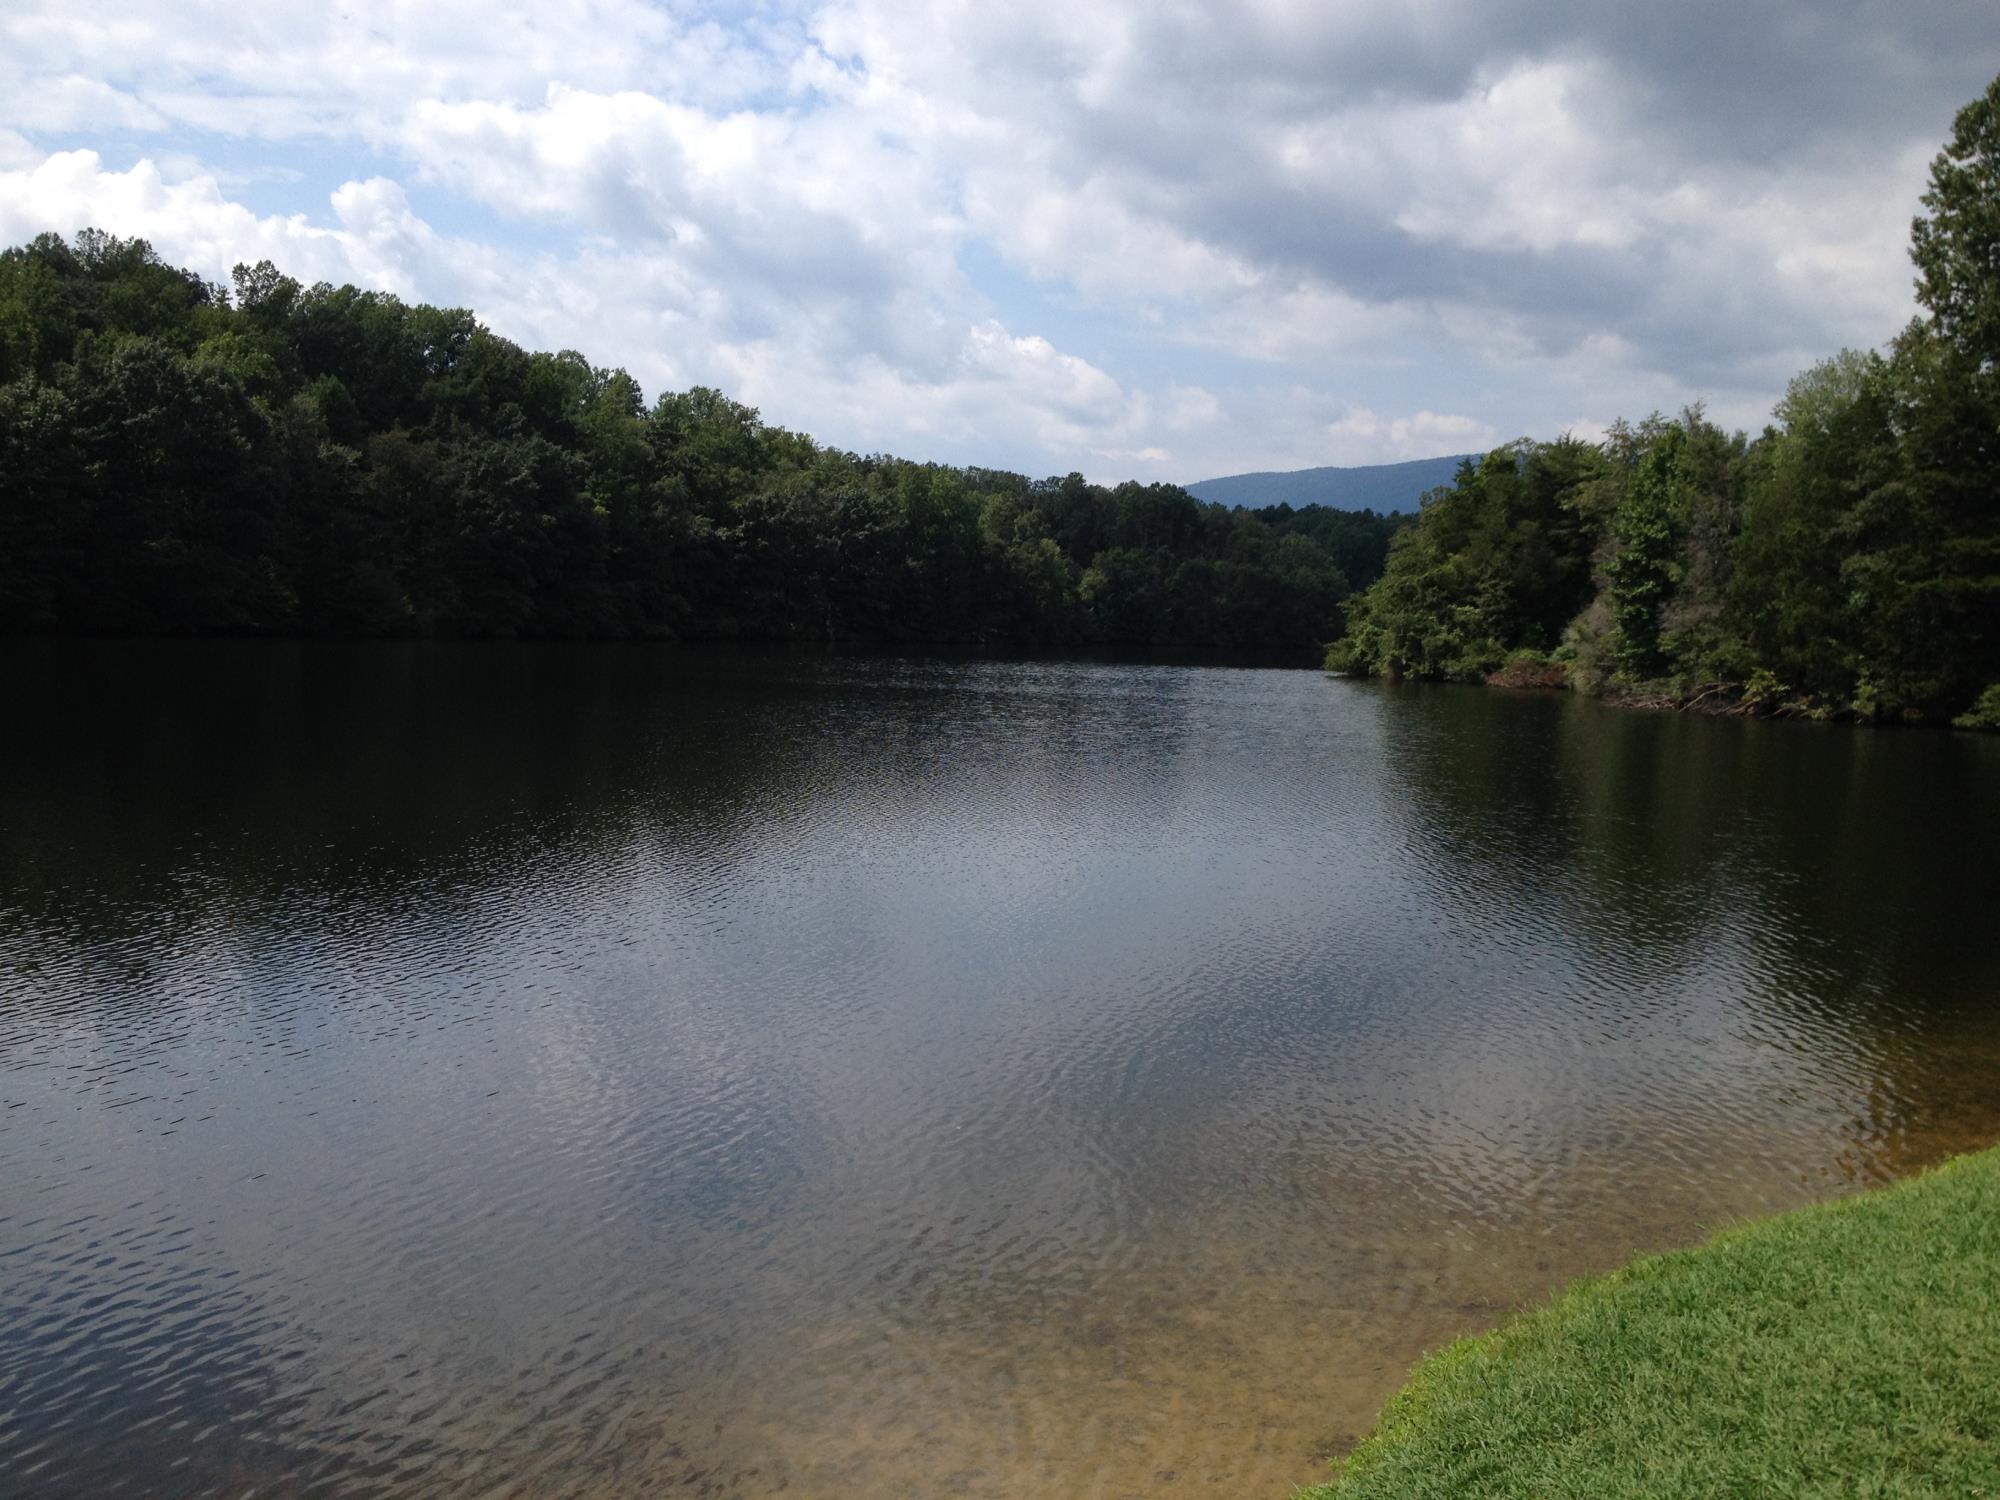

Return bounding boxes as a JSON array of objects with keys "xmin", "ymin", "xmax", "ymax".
[
  {"xmin": 1910, "ymin": 72, "xmax": 2000, "ymax": 375},
  {"xmin": 1328, "ymin": 441, "xmax": 1605, "ymax": 681},
  {"xmin": 1872, "ymin": 74, "xmax": 2000, "ymax": 716},
  {"xmin": 1730, "ymin": 353, "xmax": 1896, "ymax": 700}
]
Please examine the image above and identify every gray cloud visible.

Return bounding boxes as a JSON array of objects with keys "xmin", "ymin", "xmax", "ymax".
[{"xmin": 1, "ymin": 0, "xmax": 1995, "ymax": 476}]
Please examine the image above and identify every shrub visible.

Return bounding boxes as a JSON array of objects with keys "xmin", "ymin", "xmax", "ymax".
[{"xmin": 1954, "ymin": 683, "xmax": 2000, "ymax": 731}]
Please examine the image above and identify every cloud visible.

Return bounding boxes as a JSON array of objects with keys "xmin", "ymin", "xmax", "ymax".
[
  {"xmin": 0, "ymin": 149, "xmax": 1160, "ymax": 480},
  {"xmin": 0, "ymin": 0, "xmax": 1995, "ymax": 482},
  {"xmin": 0, "ymin": 0, "xmax": 779, "ymax": 136},
  {"xmin": 1163, "ymin": 385, "xmax": 1221, "ymax": 430},
  {"xmin": 710, "ymin": 318, "xmax": 1151, "ymax": 473},
  {"xmin": 0, "ymin": 74, "xmax": 164, "ymax": 133},
  {"xmin": 397, "ymin": 85, "xmax": 967, "ymax": 373},
  {"xmin": 0, "ymin": 151, "xmax": 353, "ymax": 283},
  {"xmin": 1326, "ymin": 407, "xmax": 1501, "ymax": 465}
]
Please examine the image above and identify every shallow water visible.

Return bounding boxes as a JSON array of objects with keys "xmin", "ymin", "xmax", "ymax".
[{"xmin": 2, "ymin": 643, "xmax": 1996, "ymax": 1498}]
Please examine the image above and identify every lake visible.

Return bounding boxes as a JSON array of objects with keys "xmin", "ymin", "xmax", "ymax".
[{"xmin": 3, "ymin": 643, "xmax": 1997, "ymax": 1498}]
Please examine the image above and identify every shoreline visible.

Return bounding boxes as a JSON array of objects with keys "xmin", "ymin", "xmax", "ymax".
[
  {"xmin": 1331, "ymin": 655, "xmax": 2000, "ymax": 731},
  {"xmin": 1295, "ymin": 1143, "xmax": 2000, "ymax": 1498}
]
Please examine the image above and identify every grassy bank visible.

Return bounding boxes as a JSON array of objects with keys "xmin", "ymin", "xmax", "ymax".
[{"xmin": 1300, "ymin": 1146, "xmax": 2000, "ymax": 1498}]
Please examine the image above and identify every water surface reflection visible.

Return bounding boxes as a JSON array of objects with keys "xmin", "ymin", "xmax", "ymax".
[{"xmin": 2, "ymin": 645, "xmax": 1996, "ymax": 1497}]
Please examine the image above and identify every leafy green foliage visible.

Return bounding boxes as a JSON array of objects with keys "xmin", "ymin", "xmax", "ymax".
[
  {"xmin": 1326, "ymin": 70, "xmax": 2000, "ymax": 725},
  {"xmin": 0, "ymin": 235, "xmax": 1398, "ymax": 654},
  {"xmin": 1332, "ymin": 439, "xmax": 1606, "ymax": 682},
  {"xmin": 1604, "ymin": 434, "xmax": 1686, "ymax": 677},
  {"xmin": 1910, "ymin": 72, "xmax": 2000, "ymax": 375},
  {"xmin": 1954, "ymin": 684, "xmax": 2000, "ymax": 731}
]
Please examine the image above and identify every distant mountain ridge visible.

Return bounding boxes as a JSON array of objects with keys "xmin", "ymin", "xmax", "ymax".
[{"xmin": 1186, "ymin": 455, "xmax": 1472, "ymax": 514}]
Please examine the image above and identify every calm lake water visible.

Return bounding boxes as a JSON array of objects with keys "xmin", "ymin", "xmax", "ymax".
[{"xmin": 3, "ymin": 643, "xmax": 1997, "ymax": 1498}]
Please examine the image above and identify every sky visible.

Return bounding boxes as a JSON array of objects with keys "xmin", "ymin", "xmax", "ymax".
[{"xmin": 1, "ymin": 3, "xmax": 1995, "ymax": 484}]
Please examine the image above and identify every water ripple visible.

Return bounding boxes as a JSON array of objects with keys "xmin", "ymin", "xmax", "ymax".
[{"xmin": 2, "ymin": 645, "xmax": 1997, "ymax": 1497}]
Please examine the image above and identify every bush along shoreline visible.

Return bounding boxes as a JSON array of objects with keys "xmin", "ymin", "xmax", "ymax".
[
  {"xmin": 1324, "ymin": 74, "xmax": 2000, "ymax": 731},
  {"xmin": 1457, "ymin": 650, "xmax": 2000, "ymax": 731},
  {"xmin": 1295, "ymin": 1144, "xmax": 2000, "ymax": 1499}
]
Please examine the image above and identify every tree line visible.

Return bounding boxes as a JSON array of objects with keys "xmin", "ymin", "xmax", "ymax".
[
  {"xmin": 0, "ymin": 239, "xmax": 1399, "ymax": 656},
  {"xmin": 1329, "ymin": 73, "xmax": 2000, "ymax": 728}
]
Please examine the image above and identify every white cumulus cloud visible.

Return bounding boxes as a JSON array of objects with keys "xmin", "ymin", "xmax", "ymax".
[{"xmin": 0, "ymin": 0, "xmax": 1993, "ymax": 481}]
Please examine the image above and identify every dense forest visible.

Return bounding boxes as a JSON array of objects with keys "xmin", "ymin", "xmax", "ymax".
[
  {"xmin": 1329, "ymin": 74, "xmax": 2000, "ymax": 728},
  {"xmin": 0, "ymin": 241, "xmax": 1399, "ymax": 656},
  {"xmin": 5, "ymin": 80, "xmax": 1995, "ymax": 715}
]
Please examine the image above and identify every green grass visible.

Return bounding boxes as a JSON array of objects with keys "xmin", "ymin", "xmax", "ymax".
[{"xmin": 1298, "ymin": 1147, "xmax": 2000, "ymax": 1499}]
